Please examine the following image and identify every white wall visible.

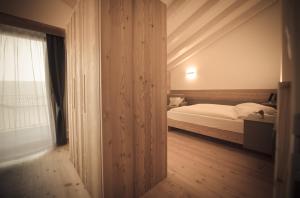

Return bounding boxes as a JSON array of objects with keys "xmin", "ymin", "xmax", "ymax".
[
  {"xmin": 0, "ymin": 0, "xmax": 73, "ymax": 28},
  {"xmin": 170, "ymin": 2, "xmax": 281, "ymax": 90}
]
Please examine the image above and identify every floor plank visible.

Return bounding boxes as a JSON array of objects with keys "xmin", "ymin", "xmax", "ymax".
[
  {"xmin": 0, "ymin": 146, "xmax": 90, "ymax": 198},
  {"xmin": 0, "ymin": 129, "xmax": 274, "ymax": 198},
  {"xmin": 143, "ymin": 129, "xmax": 274, "ymax": 198}
]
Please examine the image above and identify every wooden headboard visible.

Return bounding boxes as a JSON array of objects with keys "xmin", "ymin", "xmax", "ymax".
[{"xmin": 169, "ymin": 89, "xmax": 277, "ymax": 105}]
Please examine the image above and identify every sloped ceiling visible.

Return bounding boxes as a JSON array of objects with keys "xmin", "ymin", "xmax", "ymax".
[
  {"xmin": 0, "ymin": 0, "xmax": 76, "ymax": 29},
  {"xmin": 163, "ymin": 0, "xmax": 277, "ymax": 70},
  {"xmin": 61, "ymin": 0, "xmax": 77, "ymax": 8}
]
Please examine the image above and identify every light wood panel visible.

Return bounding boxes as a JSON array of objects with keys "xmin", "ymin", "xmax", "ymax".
[
  {"xmin": 66, "ymin": 0, "xmax": 102, "ymax": 197},
  {"xmin": 101, "ymin": 0, "xmax": 167, "ymax": 197},
  {"xmin": 133, "ymin": 0, "xmax": 167, "ymax": 195},
  {"xmin": 101, "ymin": 0, "xmax": 134, "ymax": 197},
  {"xmin": 273, "ymin": 81, "xmax": 292, "ymax": 197},
  {"xmin": 66, "ymin": 0, "xmax": 167, "ymax": 197},
  {"xmin": 169, "ymin": 89, "xmax": 276, "ymax": 105}
]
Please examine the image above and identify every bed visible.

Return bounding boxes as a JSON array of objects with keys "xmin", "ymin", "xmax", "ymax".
[{"xmin": 167, "ymin": 103, "xmax": 277, "ymax": 144}]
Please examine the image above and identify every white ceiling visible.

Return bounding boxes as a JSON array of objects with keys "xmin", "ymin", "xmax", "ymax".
[
  {"xmin": 165, "ymin": 0, "xmax": 277, "ymax": 70},
  {"xmin": 0, "ymin": 0, "xmax": 75, "ymax": 29},
  {"xmin": 0, "ymin": 0, "xmax": 277, "ymax": 68}
]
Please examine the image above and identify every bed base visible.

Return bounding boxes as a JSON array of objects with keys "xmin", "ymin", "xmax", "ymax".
[{"xmin": 168, "ymin": 118, "xmax": 244, "ymax": 144}]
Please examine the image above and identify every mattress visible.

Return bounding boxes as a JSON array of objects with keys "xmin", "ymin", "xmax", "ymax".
[
  {"xmin": 167, "ymin": 110, "xmax": 244, "ymax": 134},
  {"xmin": 170, "ymin": 104, "xmax": 239, "ymax": 120}
]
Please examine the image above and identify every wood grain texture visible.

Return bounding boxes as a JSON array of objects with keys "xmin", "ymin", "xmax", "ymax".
[
  {"xmin": 133, "ymin": 0, "xmax": 167, "ymax": 196},
  {"xmin": 143, "ymin": 130, "xmax": 274, "ymax": 198},
  {"xmin": 169, "ymin": 89, "xmax": 276, "ymax": 105},
  {"xmin": 66, "ymin": 0, "xmax": 102, "ymax": 197},
  {"xmin": 101, "ymin": 0, "xmax": 167, "ymax": 197},
  {"xmin": 168, "ymin": 118, "xmax": 243, "ymax": 144},
  {"xmin": 67, "ymin": 0, "xmax": 167, "ymax": 197},
  {"xmin": 101, "ymin": 0, "xmax": 134, "ymax": 197},
  {"xmin": 0, "ymin": 132, "xmax": 273, "ymax": 198},
  {"xmin": 0, "ymin": 147, "xmax": 90, "ymax": 198},
  {"xmin": 274, "ymin": 81, "xmax": 292, "ymax": 197}
]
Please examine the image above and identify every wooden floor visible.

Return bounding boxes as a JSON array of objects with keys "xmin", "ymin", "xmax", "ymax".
[
  {"xmin": 143, "ymin": 130, "xmax": 274, "ymax": 198},
  {"xmin": 0, "ymin": 146, "xmax": 90, "ymax": 198},
  {"xmin": 0, "ymin": 130, "xmax": 274, "ymax": 198}
]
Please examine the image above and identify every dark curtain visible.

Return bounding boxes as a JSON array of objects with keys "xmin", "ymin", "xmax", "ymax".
[{"xmin": 46, "ymin": 34, "xmax": 67, "ymax": 145}]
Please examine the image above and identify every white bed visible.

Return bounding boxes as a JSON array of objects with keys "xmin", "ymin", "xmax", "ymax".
[
  {"xmin": 168, "ymin": 111, "xmax": 244, "ymax": 134},
  {"xmin": 167, "ymin": 103, "xmax": 276, "ymax": 144}
]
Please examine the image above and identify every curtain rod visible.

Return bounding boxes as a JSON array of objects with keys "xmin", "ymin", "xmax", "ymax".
[{"xmin": 0, "ymin": 12, "xmax": 65, "ymax": 37}]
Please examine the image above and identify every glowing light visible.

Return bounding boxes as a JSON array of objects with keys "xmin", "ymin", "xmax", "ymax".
[{"xmin": 185, "ymin": 66, "xmax": 197, "ymax": 80}]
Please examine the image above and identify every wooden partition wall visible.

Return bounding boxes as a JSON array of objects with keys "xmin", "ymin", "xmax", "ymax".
[
  {"xmin": 66, "ymin": 0, "xmax": 167, "ymax": 197},
  {"xmin": 274, "ymin": 82, "xmax": 292, "ymax": 197},
  {"xmin": 66, "ymin": 0, "xmax": 102, "ymax": 197}
]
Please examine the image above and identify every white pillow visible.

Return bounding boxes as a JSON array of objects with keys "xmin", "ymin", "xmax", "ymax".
[
  {"xmin": 169, "ymin": 97, "xmax": 184, "ymax": 107},
  {"xmin": 235, "ymin": 103, "xmax": 277, "ymax": 118}
]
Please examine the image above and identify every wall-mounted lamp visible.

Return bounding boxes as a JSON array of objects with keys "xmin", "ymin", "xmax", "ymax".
[{"xmin": 185, "ymin": 66, "xmax": 197, "ymax": 80}]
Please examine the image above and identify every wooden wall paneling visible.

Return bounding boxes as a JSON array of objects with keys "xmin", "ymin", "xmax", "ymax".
[
  {"xmin": 71, "ymin": 15, "xmax": 77, "ymax": 169},
  {"xmin": 82, "ymin": 0, "xmax": 102, "ymax": 197},
  {"xmin": 70, "ymin": 20, "xmax": 74, "ymax": 165},
  {"xmin": 66, "ymin": 22, "xmax": 72, "ymax": 162},
  {"xmin": 169, "ymin": 89, "xmax": 276, "ymax": 105},
  {"xmin": 132, "ymin": 0, "xmax": 147, "ymax": 195},
  {"xmin": 79, "ymin": 0, "xmax": 88, "ymax": 186},
  {"xmin": 67, "ymin": 14, "xmax": 76, "ymax": 167},
  {"xmin": 150, "ymin": 0, "xmax": 167, "ymax": 187},
  {"xmin": 71, "ymin": 5, "xmax": 77, "ymax": 174},
  {"xmin": 101, "ymin": 0, "xmax": 134, "ymax": 197},
  {"xmin": 133, "ymin": 0, "xmax": 167, "ymax": 196},
  {"xmin": 74, "ymin": 3, "xmax": 83, "ymax": 179},
  {"xmin": 67, "ymin": 0, "xmax": 103, "ymax": 197},
  {"xmin": 274, "ymin": 82, "xmax": 292, "ymax": 196},
  {"xmin": 66, "ymin": 0, "xmax": 167, "ymax": 197},
  {"xmin": 156, "ymin": 0, "xmax": 168, "ymax": 185}
]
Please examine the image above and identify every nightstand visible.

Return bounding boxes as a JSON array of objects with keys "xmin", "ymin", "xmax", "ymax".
[{"xmin": 243, "ymin": 114, "xmax": 276, "ymax": 155}]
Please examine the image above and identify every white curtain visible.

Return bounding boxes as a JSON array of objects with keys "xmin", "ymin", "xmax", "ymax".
[{"xmin": 0, "ymin": 25, "xmax": 55, "ymax": 164}]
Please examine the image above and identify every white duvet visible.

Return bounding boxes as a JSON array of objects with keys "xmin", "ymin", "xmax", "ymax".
[
  {"xmin": 169, "ymin": 104, "xmax": 239, "ymax": 120},
  {"xmin": 169, "ymin": 103, "xmax": 277, "ymax": 121}
]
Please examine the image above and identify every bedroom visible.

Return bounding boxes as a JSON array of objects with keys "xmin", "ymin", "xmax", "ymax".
[
  {"xmin": 0, "ymin": 0, "xmax": 299, "ymax": 198},
  {"xmin": 160, "ymin": 0, "xmax": 281, "ymax": 197},
  {"xmin": 147, "ymin": 0, "xmax": 295, "ymax": 197},
  {"xmin": 167, "ymin": 1, "xmax": 280, "ymax": 154}
]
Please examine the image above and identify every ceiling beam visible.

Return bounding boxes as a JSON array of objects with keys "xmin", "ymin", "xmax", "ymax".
[
  {"xmin": 168, "ymin": 0, "xmax": 219, "ymax": 45},
  {"xmin": 167, "ymin": 0, "xmax": 277, "ymax": 70},
  {"xmin": 167, "ymin": 0, "xmax": 188, "ymax": 19},
  {"xmin": 61, "ymin": 0, "xmax": 77, "ymax": 8},
  {"xmin": 167, "ymin": 0, "xmax": 247, "ymax": 63}
]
